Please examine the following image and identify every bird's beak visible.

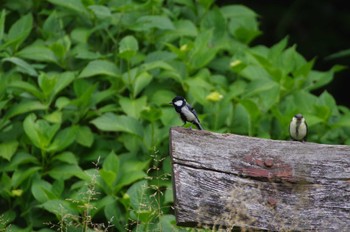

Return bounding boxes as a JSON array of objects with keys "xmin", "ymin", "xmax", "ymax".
[{"xmin": 169, "ymin": 102, "xmax": 172, "ymax": 105}]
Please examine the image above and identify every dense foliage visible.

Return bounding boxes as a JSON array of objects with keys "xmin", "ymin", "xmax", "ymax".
[{"xmin": 0, "ymin": 0, "xmax": 349, "ymax": 231}]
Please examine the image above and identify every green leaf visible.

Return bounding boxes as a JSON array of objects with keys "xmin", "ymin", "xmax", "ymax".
[
  {"xmin": 40, "ymin": 199, "xmax": 77, "ymax": 217},
  {"xmin": 11, "ymin": 167, "xmax": 41, "ymax": 188},
  {"xmin": 126, "ymin": 180, "xmax": 152, "ymax": 210},
  {"xmin": 116, "ymin": 170, "xmax": 147, "ymax": 192},
  {"xmin": 326, "ymin": 48, "xmax": 350, "ymax": 60},
  {"xmin": 76, "ymin": 126, "xmax": 94, "ymax": 147},
  {"xmin": 115, "ymin": 154, "xmax": 149, "ymax": 191},
  {"xmin": 48, "ymin": 164, "xmax": 87, "ymax": 180},
  {"xmin": 159, "ymin": 215, "xmax": 178, "ymax": 232},
  {"xmin": 174, "ymin": 20, "xmax": 198, "ymax": 37},
  {"xmin": 0, "ymin": 140, "xmax": 19, "ymax": 161},
  {"xmin": 189, "ymin": 30, "xmax": 218, "ymax": 69},
  {"xmin": 133, "ymin": 71, "xmax": 153, "ymax": 97},
  {"xmin": 2, "ymin": 57, "xmax": 37, "ymax": 76},
  {"xmin": 119, "ymin": 96, "xmax": 147, "ymax": 119},
  {"xmin": 47, "ymin": 126, "xmax": 78, "ymax": 153},
  {"xmin": 9, "ymin": 80, "xmax": 43, "ymax": 100},
  {"xmin": 6, "ymin": 14, "xmax": 33, "ymax": 50},
  {"xmin": 79, "ymin": 60, "xmax": 120, "ymax": 78},
  {"xmin": 100, "ymin": 151, "xmax": 119, "ymax": 188},
  {"xmin": 0, "ymin": 9, "xmax": 5, "ymax": 42},
  {"xmin": 119, "ymin": 35, "xmax": 139, "ymax": 60},
  {"xmin": 5, "ymin": 101, "xmax": 47, "ymax": 120},
  {"xmin": 17, "ymin": 44, "xmax": 58, "ymax": 64},
  {"xmin": 88, "ymin": 5, "xmax": 112, "ymax": 20},
  {"xmin": 47, "ymin": 0, "xmax": 89, "ymax": 16},
  {"xmin": 43, "ymin": 111, "xmax": 62, "ymax": 124},
  {"xmin": 100, "ymin": 169, "xmax": 117, "ymax": 190},
  {"xmin": 91, "ymin": 113, "xmax": 143, "ymax": 137},
  {"xmin": 131, "ymin": 16, "xmax": 175, "ymax": 31},
  {"xmin": 38, "ymin": 71, "xmax": 75, "ymax": 104},
  {"xmin": 52, "ymin": 152, "xmax": 78, "ymax": 165},
  {"xmin": 31, "ymin": 179, "xmax": 54, "ymax": 203},
  {"xmin": 103, "ymin": 151, "xmax": 119, "ymax": 172},
  {"xmin": 221, "ymin": 5, "xmax": 260, "ymax": 43},
  {"xmin": 23, "ymin": 114, "xmax": 60, "ymax": 150}
]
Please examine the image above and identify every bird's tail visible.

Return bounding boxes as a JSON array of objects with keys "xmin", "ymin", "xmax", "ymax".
[{"xmin": 194, "ymin": 122, "xmax": 203, "ymax": 130}]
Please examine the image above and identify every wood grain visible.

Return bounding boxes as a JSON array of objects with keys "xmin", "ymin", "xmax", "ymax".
[{"xmin": 170, "ymin": 127, "xmax": 350, "ymax": 231}]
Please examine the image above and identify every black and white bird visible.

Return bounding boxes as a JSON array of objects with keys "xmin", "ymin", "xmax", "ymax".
[
  {"xmin": 170, "ymin": 96, "xmax": 203, "ymax": 130},
  {"xmin": 289, "ymin": 114, "xmax": 308, "ymax": 142}
]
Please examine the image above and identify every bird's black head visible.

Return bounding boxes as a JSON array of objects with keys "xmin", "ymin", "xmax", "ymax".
[
  {"xmin": 294, "ymin": 114, "xmax": 303, "ymax": 120},
  {"xmin": 170, "ymin": 96, "xmax": 186, "ymax": 108}
]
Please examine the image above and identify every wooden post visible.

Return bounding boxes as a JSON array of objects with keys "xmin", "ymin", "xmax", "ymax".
[{"xmin": 170, "ymin": 127, "xmax": 350, "ymax": 231}]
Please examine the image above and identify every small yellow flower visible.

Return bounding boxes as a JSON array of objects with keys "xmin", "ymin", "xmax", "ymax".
[
  {"xmin": 180, "ymin": 44, "xmax": 188, "ymax": 51},
  {"xmin": 11, "ymin": 189, "xmax": 23, "ymax": 197},
  {"xmin": 229, "ymin": 60, "xmax": 242, "ymax": 68},
  {"xmin": 206, "ymin": 91, "xmax": 223, "ymax": 102}
]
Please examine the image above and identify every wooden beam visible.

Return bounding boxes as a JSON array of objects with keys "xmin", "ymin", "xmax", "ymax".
[{"xmin": 170, "ymin": 127, "xmax": 350, "ymax": 231}]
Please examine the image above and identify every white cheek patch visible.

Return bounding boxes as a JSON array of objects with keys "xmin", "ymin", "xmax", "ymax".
[{"xmin": 174, "ymin": 100, "xmax": 183, "ymax": 107}]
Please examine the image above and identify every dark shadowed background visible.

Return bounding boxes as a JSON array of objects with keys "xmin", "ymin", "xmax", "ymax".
[{"xmin": 219, "ymin": 0, "xmax": 350, "ymax": 108}]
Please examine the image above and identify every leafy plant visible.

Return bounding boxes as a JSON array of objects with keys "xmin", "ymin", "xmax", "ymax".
[{"xmin": 0, "ymin": 0, "xmax": 349, "ymax": 231}]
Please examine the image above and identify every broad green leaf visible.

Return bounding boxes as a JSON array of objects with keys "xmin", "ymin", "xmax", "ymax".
[
  {"xmin": 91, "ymin": 113, "xmax": 143, "ymax": 137},
  {"xmin": 104, "ymin": 200, "xmax": 126, "ymax": 231},
  {"xmin": 88, "ymin": 5, "xmax": 112, "ymax": 20},
  {"xmin": 43, "ymin": 111, "xmax": 62, "ymax": 124},
  {"xmin": 304, "ymin": 65, "xmax": 344, "ymax": 91},
  {"xmin": 47, "ymin": 0, "xmax": 89, "ymax": 16},
  {"xmin": 2, "ymin": 57, "xmax": 37, "ymax": 76},
  {"xmin": 131, "ymin": 16, "xmax": 175, "ymax": 31},
  {"xmin": 11, "ymin": 167, "xmax": 41, "ymax": 188},
  {"xmin": 150, "ymin": 90, "xmax": 176, "ymax": 106},
  {"xmin": 9, "ymin": 80, "xmax": 43, "ymax": 100},
  {"xmin": 40, "ymin": 199, "xmax": 77, "ymax": 217},
  {"xmin": 0, "ymin": 140, "xmax": 19, "ymax": 161},
  {"xmin": 6, "ymin": 14, "xmax": 33, "ymax": 50},
  {"xmin": 119, "ymin": 96, "xmax": 147, "ymax": 119},
  {"xmin": 189, "ymin": 30, "xmax": 218, "ymax": 69},
  {"xmin": 126, "ymin": 180, "xmax": 152, "ymax": 210},
  {"xmin": 48, "ymin": 164, "xmax": 87, "ymax": 180},
  {"xmin": 76, "ymin": 126, "xmax": 94, "ymax": 147},
  {"xmin": 103, "ymin": 151, "xmax": 119, "ymax": 173},
  {"xmin": 79, "ymin": 60, "xmax": 120, "ymax": 78},
  {"xmin": 115, "ymin": 154, "xmax": 149, "ymax": 191},
  {"xmin": 47, "ymin": 126, "xmax": 78, "ymax": 153},
  {"xmin": 200, "ymin": 7, "xmax": 226, "ymax": 42},
  {"xmin": 119, "ymin": 35, "xmax": 139, "ymax": 60},
  {"xmin": 239, "ymin": 64, "xmax": 271, "ymax": 81},
  {"xmin": 38, "ymin": 72, "xmax": 75, "ymax": 104},
  {"xmin": 5, "ymin": 101, "xmax": 47, "ymax": 120},
  {"xmin": 133, "ymin": 71, "xmax": 153, "ymax": 97},
  {"xmin": 31, "ymin": 179, "xmax": 53, "ymax": 203},
  {"xmin": 17, "ymin": 44, "xmax": 58, "ymax": 64},
  {"xmin": 174, "ymin": 20, "xmax": 198, "ymax": 37},
  {"xmin": 232, "ymin": 103, "xmax": 250, "ymax": 135},
  {"xmin": 7, "ymin": 152, "xmax": 38, "ymax": 170},
  {"xmin": 116, "ymin": 170, "xmax": 147, "ymax": 192},
  {"xmin": 101, "ymin": 152, "xmax": 120, "ymax": 188},
  {"xmin": 42, "ymin": 10, "xmax": 63, "ymax": 39},
  {"xmin": 159, "ymin": 215, "xmax": 178, "ymax": 232},
  {"xmin": 52, "ymin": 151, "xmax": 78, "ymax": 165},
  {"xmin": 23, "ymin": 114, "xmax": 60, "ymax": 150},
  {"xmin": 221, "ymin": 5, "xmax": 260, "ymax": 43},
  {"xmin": 100, "ymin": 169, "xmax": 117, "ymax": 189}
]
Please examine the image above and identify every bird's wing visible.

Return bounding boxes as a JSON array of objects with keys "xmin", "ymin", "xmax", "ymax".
[{"xmin": 187, "ymin": 103, "xmax": 200, "ymax": 122}]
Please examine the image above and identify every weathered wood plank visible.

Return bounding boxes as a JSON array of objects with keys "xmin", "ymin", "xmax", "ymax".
[{"xmin": 170, "ymin": 127, "xmax": 350, "ymax": 231}]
